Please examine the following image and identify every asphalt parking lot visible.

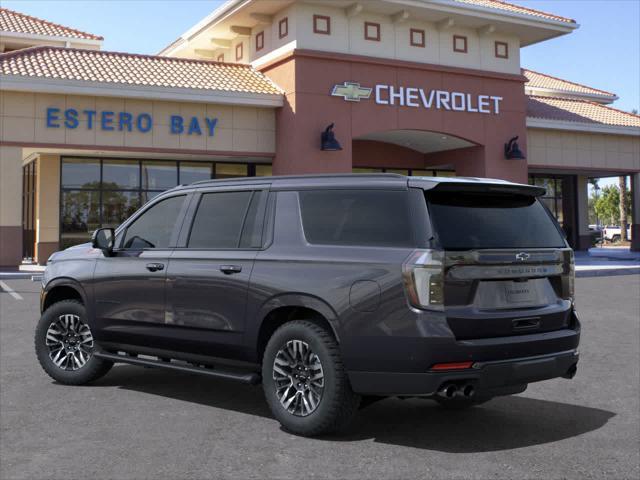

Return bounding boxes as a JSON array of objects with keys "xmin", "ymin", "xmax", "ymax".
[{"xmin": 1, "ymin": 275, "xmax": 639, "ymax": 480}]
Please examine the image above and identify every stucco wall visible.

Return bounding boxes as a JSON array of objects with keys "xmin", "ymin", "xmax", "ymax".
[
  {"xmin": 527, "ymin": 128, "xmax": 640, "ymax": 171},
  {"xmin": 0, "ymin": 91, "xmax": 276, "ymax": 155}
]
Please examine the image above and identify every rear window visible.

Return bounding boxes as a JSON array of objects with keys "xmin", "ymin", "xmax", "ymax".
[
  {"xmin": 426, "ymin": 192, "xmax": 566, "ymax": 250},
  {"xmin": 299, "ymin": 190, "xmax": 412, "ymax": 247}
]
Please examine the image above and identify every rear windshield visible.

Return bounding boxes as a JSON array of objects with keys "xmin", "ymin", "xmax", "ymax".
[{"xmin": 426, "ymin": 192, "xmax": 566, "ymax": 250}]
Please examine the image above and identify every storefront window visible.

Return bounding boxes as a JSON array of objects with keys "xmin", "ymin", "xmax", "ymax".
[
  {"xmin": 180, "ymin": 162, "xmax": 213, "ymax": 184},
  {"xmin": 216, "ymin": 163, "xmax": 248, "ymax": 179},
  {"xmin": 529, "ymin": 175, "xmax": 564, "ymax": 227},
  {"xmin": 59, "ymin": 157, "xmax": 269, "ymax": 249},
  {"xmin": 103, "ymin": 160, "xmax": 139, "ymax": 189},
  {"xmin": 142, "ymin": 161, "xmax": 178, "ymax": 190},
  {"xmin": 255, "ymin": 164, "xmax": 273, "ymax": 177}
]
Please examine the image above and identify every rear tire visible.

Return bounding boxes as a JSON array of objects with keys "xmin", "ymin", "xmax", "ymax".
[
  {"xmin": 262, "ymin": 320, "xmax": 360, "ymax": 436},
  {"xmin": 35, "ymin": 300, "xmax": 112, "ymax": 385}
]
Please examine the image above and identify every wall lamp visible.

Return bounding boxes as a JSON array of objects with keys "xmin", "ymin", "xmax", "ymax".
[
  {"xmin": 321, "ymin": 123, "xmax": 342, "ymax": 151},
  {"xmin": 504, "ymin": 136, "xmax": 526, "ymax": 160}
]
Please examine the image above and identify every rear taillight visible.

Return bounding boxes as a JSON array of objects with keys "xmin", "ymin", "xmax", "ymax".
[
  {"xmin": 402, "ymin": 249, "xmax": 445, "ymax": 311},
  {"xmin": 561, "ymin": 250, "xmax": 575, "ymax": 305}
]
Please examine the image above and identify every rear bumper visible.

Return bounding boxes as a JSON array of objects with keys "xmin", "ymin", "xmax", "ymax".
[{"xmin": 348, "ymin": 349, "xmax": 579, "ymax": 396}]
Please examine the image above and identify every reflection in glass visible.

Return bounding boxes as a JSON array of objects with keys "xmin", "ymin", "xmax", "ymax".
[
  {"xmin": 102, "ymin": 191, "xmax": 140, "ymax": 228},
  {"xmin": 255, "ymin": 164, "xmax": 273, "ymax": 177},
  {"xmin": 142, "ymin": 161, "xmax": 178, "ymax": 190},
  {"xmin": 62, "ymin": 158, "xmax": 100, "ymax": 189},
  {"xmin": 180, "ymin": 162, "xmax": 213, "ymax": 184},
  {"xmin": 216, "ymin": 163, "xmax": 247, "ymax": 179},
  {"xmin": 60, "ymin": 190, "xmax": 100, "ymax": 249},
  {"xmin": 141, "ymin": 191, "xmax": 164, "ymax": 205},
  {"xmin": 103, "ymin": 160, "xmax": 139, "ymax": 189}
]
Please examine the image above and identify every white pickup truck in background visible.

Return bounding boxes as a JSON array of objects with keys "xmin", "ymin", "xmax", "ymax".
[{"xmin": 602, "ymin": 225, "xmax": 632, "ymax": 242}]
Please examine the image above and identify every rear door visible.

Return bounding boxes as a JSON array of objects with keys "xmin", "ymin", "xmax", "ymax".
[
  {"xmin": 424, "ymin": 189, "xmax": 573, "ymax": 339},
  {"xmin": 164, "ymin": 185, "xmax": 270, "ymax": 358}
]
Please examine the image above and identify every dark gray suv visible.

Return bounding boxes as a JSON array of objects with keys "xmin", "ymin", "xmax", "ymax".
[{"xmin": 36, "ymin": 174, "xmax": 580, "ymax": 436}]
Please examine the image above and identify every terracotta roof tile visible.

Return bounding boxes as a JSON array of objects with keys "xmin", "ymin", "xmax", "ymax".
[
  {"xmin": 0, "ymin": 7, "xmax": 102, "ymax": 41},
  {"xmin": 523, "ymin": 69, "xmax": 616, "ymax": 98},
  {"xmin": 0, "ymin": 46, "xmax": 283, "ymax": 96},
  {"xmin": 527, "ymin": 96, "xmax": 640, "ymax": 128},
  {"xmin": 453, "ymin": 0, "xmax": 575, "ymax": 24}
]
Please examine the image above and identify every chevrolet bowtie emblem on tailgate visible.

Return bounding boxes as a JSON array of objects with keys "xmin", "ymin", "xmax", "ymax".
[
  {"xmin": 331, "ymin": 82, "xmax": 372, "ymax": 102},
  {"xmin": 515, "ymin": 252, "xmax": 531, "ymax": 261}
]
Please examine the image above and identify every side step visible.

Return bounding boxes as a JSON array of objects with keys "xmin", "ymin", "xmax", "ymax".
[{"xmin": 94, "ymin": 351, "xmax": 261, "ymax": 385}]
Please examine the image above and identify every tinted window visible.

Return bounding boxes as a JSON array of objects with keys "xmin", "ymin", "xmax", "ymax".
[
  {"xmin": 122, "ymin": 195, "xmax": 185, "ymax": 249},
  {"xmin": 299, "ymin": 190, "xmax": 412, "ymax": 247},
  {"xmin": 426, "ymin": 192, "xmax": 566, "ymax": 250},
  {"xmin": 188, "ymin": 191, "xmax": 253, "ymax": 248},
  {"xmin": 239, "ymin": 191, "xmax": 268, "ymax": 248}
]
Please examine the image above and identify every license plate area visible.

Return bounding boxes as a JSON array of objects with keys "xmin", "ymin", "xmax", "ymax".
[{"xmin": 474, "ymin": 278, "xmax": 555, "ymax": 310}]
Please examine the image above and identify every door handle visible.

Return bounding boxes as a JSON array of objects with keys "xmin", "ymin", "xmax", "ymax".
[
  {"xmin": 146, "ymin": 262, "xmax": 165, "ymax": 272},
  {"xmin": 220, "ymin": 264, "xmax": 242, "ymax": 275}
]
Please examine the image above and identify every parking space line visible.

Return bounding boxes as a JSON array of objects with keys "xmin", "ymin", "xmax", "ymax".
[{"xmin": 0, "ymin": 281, "xmax": 23, "ymax": 300}]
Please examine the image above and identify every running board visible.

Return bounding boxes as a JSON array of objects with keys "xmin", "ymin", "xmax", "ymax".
[{"xmin": 94, "ymin": 351, "xmax": 261, "ymax": 385}]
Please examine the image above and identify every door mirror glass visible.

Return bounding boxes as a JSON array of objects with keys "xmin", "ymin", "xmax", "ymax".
[{"xmin": 92, "ymin": 227, "xmax": 115, "ymax": 254}]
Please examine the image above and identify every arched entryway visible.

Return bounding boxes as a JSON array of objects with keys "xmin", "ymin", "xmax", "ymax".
[{"xmin": 352, "ymin": 129, "xmax": 486, "ymax": 177}]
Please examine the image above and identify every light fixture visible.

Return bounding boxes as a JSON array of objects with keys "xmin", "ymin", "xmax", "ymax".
[
  {"xmin": 320, "ymin": 123, "xmax": 342, "ymax": 151},
  {"xmin": 504, "ymin": 136, "xmax": 525, "ymax": 160}
]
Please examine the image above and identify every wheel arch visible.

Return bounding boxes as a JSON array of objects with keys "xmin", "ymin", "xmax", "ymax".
[
  {"xmin": 254, "ymin": 294, "xmax": 341, "ymax": 362},
  {"xmin": 41, "ymin": 278, "xmax": 87, "ymax": 313}
]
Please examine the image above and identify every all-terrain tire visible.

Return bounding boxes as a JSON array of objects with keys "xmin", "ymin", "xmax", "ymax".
[
  {"xmin": 35, "ymin": 300, "xmax": 112, "ymax": 385},
  {"xmin": 262, "ymin": 320, "xmax": 361, "ymax": 436}
]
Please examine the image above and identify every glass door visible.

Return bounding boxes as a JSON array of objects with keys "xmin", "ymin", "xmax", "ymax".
[{"xmin": 22, "ymin": 161, "xmax": 37, "ymax": 262}]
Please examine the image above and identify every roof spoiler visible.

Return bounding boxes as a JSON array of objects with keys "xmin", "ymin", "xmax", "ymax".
[{"xmin": 408, "ymin": 178, "xmax": 546, "ymax": 197}]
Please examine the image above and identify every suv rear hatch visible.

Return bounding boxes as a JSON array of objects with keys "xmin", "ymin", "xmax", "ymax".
[{"xmin": 407, "ymin": 180, "xmax": 575, "ymax": 340}]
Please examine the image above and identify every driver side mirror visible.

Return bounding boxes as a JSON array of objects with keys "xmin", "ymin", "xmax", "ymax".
[{"xmin": 91, "ymin": 227, "xmax": 115, "ymax": 256}]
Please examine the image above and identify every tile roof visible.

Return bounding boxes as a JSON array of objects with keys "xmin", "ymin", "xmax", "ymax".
[
  {"xmin": 0, "ymin": 7, "xmax": 102, "ymax": 41},
  {"xmin": 452, "ymin": 0, "xmax": 575, "ymax": 24},
  {"xmin": 527, "ymin": 96, "xmax": 640, "ymax": 128},
  {"xmin": 0, "ymin": 46, "xmax": 283, "ymax": 96},
  {"xmin": 523, "ymin": 69, "xmax": 616, "ymax": 99}
]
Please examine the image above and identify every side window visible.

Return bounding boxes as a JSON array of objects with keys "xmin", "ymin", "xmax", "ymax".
[
  {"xmin": 188, "ymin": 191, "xmax": 267, "ymax": 249},
  {"xmin": 298, "ymin": 190, "xmax": 412, "ymax": 247},
  {"xmin": 122, "ymin": 195, "xmax": 186, "ymax": 249}
]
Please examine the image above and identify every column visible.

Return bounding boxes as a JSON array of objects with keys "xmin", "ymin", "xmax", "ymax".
[
  {"xmin": 0, "ymin": 146, "xmax": 24, "ymax": 266},
  {"xmin": 36, "ymin": 154, "xmax": 61, "ymax": 264},
  {"xmin": 631, "ymin": 172, "xmax": 640, "ymax": 251}
]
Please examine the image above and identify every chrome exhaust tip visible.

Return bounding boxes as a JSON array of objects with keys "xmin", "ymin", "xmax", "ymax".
[
  {"xmin": 462, "ymin": 384, "xmax": 475, "ymax": 398},
  {"xmin": 438, "ymin": 383, "xmax": 458, "ymax": 399}
]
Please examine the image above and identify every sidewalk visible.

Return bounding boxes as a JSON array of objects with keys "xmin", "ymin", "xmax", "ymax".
[{"xmin": 575, "ymin": 247, "xmax": 640, "ymax": 277}]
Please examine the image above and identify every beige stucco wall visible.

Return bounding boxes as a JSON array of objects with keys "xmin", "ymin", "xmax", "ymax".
[
  {"xmin": 36, "ymin": 154, "xmax": 60, "ymax": 244},
  {"xmin": 0, "ymin": 91, "xmax": 276, "ymax": 154},
  {"xmin": 527, "ymin": 128, "xmax": 640, "ymax": 171},
  {"xmin": 200, "ymin": 3, "xmax": 520, "ymax": 74},
  {"xmin": 0, "ymin": 145, "xmax": 22, "ymax": 228}
]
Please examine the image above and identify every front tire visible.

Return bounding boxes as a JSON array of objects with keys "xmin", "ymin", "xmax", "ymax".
[
  {"xmin": 35, "ymin": 300, "xmax": 112, "ymax": 385},
  {"xmin": 262, "ymin": 320, "xmax": 360, "ymax": 436}
]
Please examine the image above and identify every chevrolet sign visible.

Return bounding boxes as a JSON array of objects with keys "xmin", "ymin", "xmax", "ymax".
[{"xmin": 331, "ymin": 81, "xmax": 503, "ymax": 114}]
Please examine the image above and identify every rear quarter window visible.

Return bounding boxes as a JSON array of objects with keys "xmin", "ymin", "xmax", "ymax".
[
  {"xmin": 298, "ymin": 190, "xmax": 412, "ymax": 247},
  {"xmin": 426, "ymin": 192, "xmax": 566, "ymax": 250}
]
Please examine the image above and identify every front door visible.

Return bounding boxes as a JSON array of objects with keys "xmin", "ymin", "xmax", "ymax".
[
  {"xmin": 92, "ymin": 194, "xmax": 189, "ymax": 349},
  {"xmin": 165, "ymin": 188, "xmax": 269, "ymax": 359}
]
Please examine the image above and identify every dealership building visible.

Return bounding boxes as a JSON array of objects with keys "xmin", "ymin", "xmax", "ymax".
[{"xmin": 1, "ymin": 0, "xmax": 639, "ymax": 266}]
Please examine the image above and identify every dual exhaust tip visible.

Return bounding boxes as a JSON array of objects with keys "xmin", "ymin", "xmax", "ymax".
[{"xmin": 437, "ymin": 382, "xmax": 475, "ymax": 399}]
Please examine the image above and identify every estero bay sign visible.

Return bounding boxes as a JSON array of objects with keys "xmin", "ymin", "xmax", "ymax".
[
  {"xmin": 331, "ymin": 81, "xmax": 503, "ymax": 114},
  {"xmin": 45, "ymin": 107, "xmax": 220, "ymax": 136}
]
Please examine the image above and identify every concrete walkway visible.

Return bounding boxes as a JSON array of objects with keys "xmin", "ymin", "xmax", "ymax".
[{"xmin": 575, "ymin": 247, "xmax": 640, "ymax": 277}]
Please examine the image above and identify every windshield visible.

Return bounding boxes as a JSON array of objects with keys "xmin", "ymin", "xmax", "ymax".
[{"xmin": 426, "ymin": 191, "xmax": 566, "ymax": 250}]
